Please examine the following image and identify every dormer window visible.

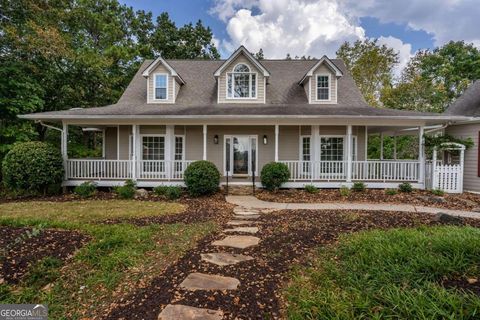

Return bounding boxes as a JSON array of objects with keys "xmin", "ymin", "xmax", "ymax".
[
  {"xmin": 317, "ymin": 75, "xmax": 330, "ymax": 100},
  {"xmin": 227, "ymin": 64, "xmax": 257, "ymax": 99},
  {"xmin": 154, "ymin": 74, "xmax": 168, "ymax": 100}
]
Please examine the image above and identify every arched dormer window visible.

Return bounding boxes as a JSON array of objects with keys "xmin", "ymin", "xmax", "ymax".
[{"xmin": 227, "ymin": 63, "xmax": 257, "ymax": 98}]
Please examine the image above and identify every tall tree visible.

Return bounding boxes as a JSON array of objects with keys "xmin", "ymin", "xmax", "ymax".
[
  {"xmin": 381, "ymin": 41, "xmax": 480, "ymax": 112},
  {"xmin": 150, "ymin": 13, "xmax": 219, "ymax": 59},
  {"xmin": 336, "ymin": 39, "xmax": 399, "ymax": 107}
]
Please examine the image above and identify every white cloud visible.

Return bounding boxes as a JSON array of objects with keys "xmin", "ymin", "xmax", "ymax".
[
  {"xmin": 214, "ymin": 0, "xmax": 365, "ymax": 59},
  {"xmin": 377, "ymin": 36, "xmax": 413, "ymax": 78},
  {"xmin": 341, "ymin": 0, "xmax": 480, "ymax": 47}
]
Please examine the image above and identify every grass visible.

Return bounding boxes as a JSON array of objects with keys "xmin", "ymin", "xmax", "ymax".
[
  {"xmin": 286, "ymin": 226, "xmax": 480, "ymax": 319},
  {"xmin": 0, "ymin": 200, "xmax": 184, "ymax": 225},
  {"xmin": 0, "ymin": 200, "xmax": 217, "ymax": 319}
]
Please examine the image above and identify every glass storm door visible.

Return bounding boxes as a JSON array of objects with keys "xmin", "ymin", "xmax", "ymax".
[{"xmin": 225, "ymin": 135, "xmax": 257, "ymax": 176}]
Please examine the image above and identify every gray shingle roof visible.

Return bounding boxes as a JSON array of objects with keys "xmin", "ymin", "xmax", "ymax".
[
  {"xmin": 21, "ymin": 58, "xmax": 464, "ymax": 120},
  {"xmin": 445, "ymin": 80, "xmax": 480, "ymax": 117}
]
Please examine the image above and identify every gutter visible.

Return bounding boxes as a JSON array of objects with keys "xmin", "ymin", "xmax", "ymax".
[{"xmin": 36, "ymin": 120, "xmax": 63, "ymax": 133}]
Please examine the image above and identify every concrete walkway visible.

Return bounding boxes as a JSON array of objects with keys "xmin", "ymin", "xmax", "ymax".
[{"xmin": 226, "ymin": 196, "xmax": 480, "ymax": 219}]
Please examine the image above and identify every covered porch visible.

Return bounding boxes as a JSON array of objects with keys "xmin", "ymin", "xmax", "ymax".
[{"xmin": 60, "ymin": 121, "xmax": 427, "ymax": 189}]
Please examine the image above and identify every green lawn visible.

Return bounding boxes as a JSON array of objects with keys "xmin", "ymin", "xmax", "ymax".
[
  {"xmin": 286, "ymin": 226, "xmax": 480, "ymax": 319},
  {"xmin": 0, "ymin": 200, "xmax": 217, "ymax": 319}
]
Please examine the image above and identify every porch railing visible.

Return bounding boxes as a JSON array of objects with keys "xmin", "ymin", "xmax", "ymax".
[
  {"xmin": 279, "ymin": 160, "xmax": 420, "ymax": 182},
  {"xmin": 66, "ymin": 159, "xmax": 193, "ymax": 181}
]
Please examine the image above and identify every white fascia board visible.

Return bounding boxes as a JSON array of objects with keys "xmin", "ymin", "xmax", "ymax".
[
  {"xmin": 213, "ymin": 45, "xmax": 270, "ymax": 77},
  {"xmin": 142, "ymin": 56, "xmax": 185, "ymax": 84},
  {"xmin": 299, "ymin": 56, "xmax": 343, "ymax": 84}
]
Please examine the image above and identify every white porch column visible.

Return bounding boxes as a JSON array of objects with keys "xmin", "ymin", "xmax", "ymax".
[
  {"xmin": 203, "ymin": 124, "xmax": 207, "ymax": 160},
  {"xmin": 418, "ymin": 126, "xmax": 425, "ymax": 186},
  {"xmin": 274, "ymin": 125, "xmax": 279, "ymax": 162},
  {"xmin": 61, "ymin": 122, "xmax": 68, "ymax": 180},
  {"xmin": 132, "ymin": 124, "xmax": 138, "ymax": 181},
  {"xmin": 346, "ymin": 125, "xmax": 353, "ymax": 182},
  {"xmin": 165, "ymin": 125, "xmax": 175, "ymax": 179},
  {"xmin": 311, "ymin": 125, "xmax": 320, "ymax": 180}
]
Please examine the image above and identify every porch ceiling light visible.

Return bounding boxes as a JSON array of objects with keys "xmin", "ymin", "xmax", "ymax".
[
  {"xmin": 214, "ymin": 134, "xmax": 219, "ymax": 144},
  {"xmin": 263, "ymin": 135, "xmax": 268, "ymax": 145}
]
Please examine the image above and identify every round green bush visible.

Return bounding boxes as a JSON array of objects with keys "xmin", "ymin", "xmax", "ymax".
[
  {"xmin": 183, "ymin": 161, "xmax": 220, "ymax": 196},
  {"xmin": 260, "ymin": 162, "xmax": 290, "ymax": 191},
  {"xmin": 74, "ymin": 181, "xmax": 97, "ymax": 198},
  {"xmin": 2, "ymin": 142, "xmax": 64, "ymax": 194}
]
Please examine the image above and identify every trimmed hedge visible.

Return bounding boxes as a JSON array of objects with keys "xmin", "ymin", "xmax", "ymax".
[
  {"xmin": 260, "ymin": 162, "xmax": 290, "ymax": 191},
  {"xmin": 184, "ymin": 161, "xmax": 220, "ymax": 196},
  {"xmin": 2, "ymin": 142, "xmax": 64, "ymax": 194}
]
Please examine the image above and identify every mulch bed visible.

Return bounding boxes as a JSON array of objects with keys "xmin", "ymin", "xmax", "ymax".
[
  {"xmin": 257, "ymin": 189, "xmax": 480, "ymax": 210},
  {"xmin": 0, "ymin": 226, "xmax": 90, "ymax": 284},
  {"xmin": 102, "ymin": 210, "xmax": 480, "ymax": 320},
  {"xmin": 442, "ymin": 278, "xmax": 480, "ymax": 296}
]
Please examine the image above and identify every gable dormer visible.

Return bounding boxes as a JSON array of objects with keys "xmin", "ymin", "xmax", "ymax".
[
  {"xmin": 299, "ymin": 56, "xmax": 343, "ymax": 104},
  {"xmin": 143, "ymin": 56, "xmax": 185, "ymax": 104},
  {"xmin": 214, "ymin": 46, "xmax": 270, "ymax": 104}
]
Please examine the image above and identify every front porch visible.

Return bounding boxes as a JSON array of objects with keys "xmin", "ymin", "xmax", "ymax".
[{"xmin": 61, "ymin": 123, "xmax": 427, "ymax": 189}]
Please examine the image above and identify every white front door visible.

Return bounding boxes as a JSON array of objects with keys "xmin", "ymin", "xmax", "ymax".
[{"xmin": 224, "ymin": 135, "xmax": 258, "ymax": 176}]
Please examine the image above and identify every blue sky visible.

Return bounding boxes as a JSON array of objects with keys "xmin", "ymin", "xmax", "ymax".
[{"xmin": 119, "ymin": 0, "xmax": 478, "ymax": 71}]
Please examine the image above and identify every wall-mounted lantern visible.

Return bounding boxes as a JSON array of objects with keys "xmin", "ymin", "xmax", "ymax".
[
  {"xmin": 214, "ymin": 134, "xmax": 219, "ymax": 144},
  {"xmin": 263, "ymin": 135, "xmax": 268, "ymax": 145}
]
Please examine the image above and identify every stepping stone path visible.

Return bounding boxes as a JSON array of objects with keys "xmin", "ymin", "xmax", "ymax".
[
  {"xmin": 158, "ymin": 304, "xmax": 223, "ymax": 320},
  {"xmin": 180, "ymin": 273, "xmax": 240, "ymax": 290},
  {"xmin": 212, "ymin": 235, "xmax": 260, "ymax": 249},
  {"xmin": 227, "ymin": 220, "xmax": 256, "ymax": 225},
  {"xmin": 158, "ymin": 205, "xmax": 264, "ymax": 319},
  {"xmin": 200, "ymin": 252, "xmax": 254, "ymax": 266},
  {"xmin": 224, "ymin": 226, "xmax": 259, "ymax": 234}
]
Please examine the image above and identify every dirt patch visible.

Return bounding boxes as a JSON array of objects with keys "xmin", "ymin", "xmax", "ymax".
[
  {"xmin": 102, "ymin": 210, "xmax": 480, "ymax": 320},
  {"xmin": 102, "ymin": 193, "xmax": 235, "ymax": 225},
  {"xmin": 442, "ymin": 277, "xmax": 480, "ymax": 296},
  {"xmin": 257, "ymin": 189, "xmax": 480, "ymax": 210},
  {"xmin": 0, "ymin": 226, "xmax": 90, "ymax": 284}
]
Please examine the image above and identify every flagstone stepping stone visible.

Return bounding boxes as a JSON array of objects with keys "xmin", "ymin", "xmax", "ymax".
[
  {"xmin": 179, "ymin": 273, "xmax": 240, "ymax": 291},
  {"xmin": 233, "ymin": 214, "xmax": 260, "ymax": 220},
  {"xmin": 200, "ymin": 252, "xmax": 254, "ymax": 266},
  {"xmin": 227, "ymin": 220, "xmax": 255, "ymax": 226},
  {"xmin": 224, "ymin": 226, "xmax": 259, "ymax": 234},
  {"xmin": 235, "ymin": 210, "xmax": 261, "ymax": 216},
  {"xmin": 158, "ymin": 304, "xmax": 223, "ymax": 320},
  {"xmin": 212, "ymin": 235, "xmax": 260, "ymax": 249}
]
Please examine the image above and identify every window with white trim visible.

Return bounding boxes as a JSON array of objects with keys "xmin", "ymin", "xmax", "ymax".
[
  {"xmin": 142, "ymin": 136, "xmax": 165, "ymax": 160},
  {"xmin": 154, "ymin": 74, "xmax": 168, "ymax": 100},
  {"xmin": 227, "ymin": 64, "xmax": 257, "ymax": 98},
  {"xmin": 320, "ymin": 137, "xmax": 343, "ymax": 161},
  {"xmin": 174, "ymin": 136, "xmax": 184, "ymax": 161},
  {"xmin": 301, "ymin": 136, "xmax": 311, "ymax": 176},
  {"xmin": 317, "ymin": 75, "xmax": 330, "ymax": 100}
]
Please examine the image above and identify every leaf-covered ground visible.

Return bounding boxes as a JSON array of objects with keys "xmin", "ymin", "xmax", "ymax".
[
  {"xmin": 0, "ymin": 197, "xmax": 227, "ymax": 319},
  {"xmin": 257, "ymin": 189, "xmax": 480, "ymax": 210},
  {"xmin": 103, "ymin": 209, "xmax": 480, "ymax": 319}
]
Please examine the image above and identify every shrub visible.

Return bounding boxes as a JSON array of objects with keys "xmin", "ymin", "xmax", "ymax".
[
  {"xmin": 114, "ymin": 179, "xmax": 136, "ymax": 199},
  {"xmin": 352, "ymin": 182, "xmax": 366, "ymax": 192},
  {"xmin": 74, "ymin": 181, "xmax": 97, "ymax": 198},
  {"xmin": 2, "ymin": 141, "xmax": 64, "ymax": 194},
  {"xmin": 260, "ymin": 162, "xmax": 290, "ymax": 191},
  {"xmin": 398, "ymin": 182, "xmax": 413, "ymax": 193},
  {"xmin": 304, "ymin": 184, "xmax": 319, "ymax": 194},
  {"xmin": 431, "ymin": 189, "xmax": 445, "ymax": 196},
  {"xmin": 339, "ymin": 185, "xmax": 351, "ymax": 197},
  {"xmin": 385, "ymin": 188, "xmax": 397, "ymax": 196},
  {"xmin": 154, "ymin": 185, "xmax": 182, "ymax": 200},
  {"xmin": 184, "ymin": 161, "xmax": 220, "ymax": 196}
]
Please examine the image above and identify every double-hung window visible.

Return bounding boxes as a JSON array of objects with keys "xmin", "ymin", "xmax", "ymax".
[
  {"xmin": 142, "ymin": 136, "xmax": 165, "ymax": 173},
  {"xmin": 154, "ymin": 74, "xmax": 168, "ymax": 100},
  {"xmin": 317, "ymin": 75, "xmax": 330, "ymax": 100},
  {"xmin": 301, "ymin": 136, "xmax": 311, "ymax": 177},
  {"xmin": 227, "ymin": 64, "xmax": 257, "ymax": 98}
]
